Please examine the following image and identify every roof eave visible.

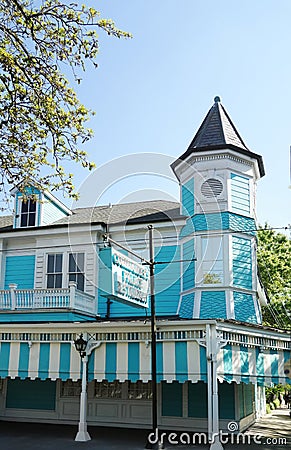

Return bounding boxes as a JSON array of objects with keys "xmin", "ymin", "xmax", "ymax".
[{"xmin": 171, "ymin": 144, "xmax": 265, "ymax": 178}]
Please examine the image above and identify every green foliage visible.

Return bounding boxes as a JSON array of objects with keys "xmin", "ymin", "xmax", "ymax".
[
  {"xmin": 203, "ymin": 273, "xmax": 221, "ymax": 284},
  {"xmin": 257, "ymin": 225, "xmax": 291, "ymax": 329},
  {"xmin": 273, "ymin": 398, "xmax": 280, "ymax": 408},
  {"xmin": 0, "ymin": 0, "xmax": 131, "ymax": 202},
  {"xmin": 266, "ymin": 403, "xmax": 271, "ymax": 414}
]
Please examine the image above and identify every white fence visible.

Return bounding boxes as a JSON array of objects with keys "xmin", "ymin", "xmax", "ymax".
[{"xmin": 0, "ymin": 282, "xmax": 96, "ymax": 315}]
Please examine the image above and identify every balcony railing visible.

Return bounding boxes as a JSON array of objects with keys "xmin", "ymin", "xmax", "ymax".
[{"xmin": 0, "ymin": 282, "xmax": 96, "ymax": 315}]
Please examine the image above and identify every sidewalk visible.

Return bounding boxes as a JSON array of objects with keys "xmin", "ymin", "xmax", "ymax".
[{"xmin": 0, "ymin": 409, "xmax": 290, "ymax": 450}]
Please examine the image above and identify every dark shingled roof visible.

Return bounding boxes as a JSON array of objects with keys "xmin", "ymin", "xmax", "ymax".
[
  {"xmin": 171, "ymin": 97, "xmax": 265, "ymax": 177},
  {"xmin": 56, "ymin": 200, "xmax": 183, "ymax": 226},
  {"xmin": 0, "ymin": 200, "xmax": 184, "ymax": 231},
  {"xmin": 0, "ymin": 215, "xmax": 13, "ymax": 230},
  {"xmin": 187, "ymin": 97, "xmax": 249, "ymax": 150}
]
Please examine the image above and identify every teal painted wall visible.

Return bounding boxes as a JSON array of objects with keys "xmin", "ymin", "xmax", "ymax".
[
  {"xmin": 182, "ymin": 178, "xmax": 194, "ymax": 216},
  {"xmin": 232, "ymin": 236, "xmax": 252, "ymax": 290},
  {"xmin": 154, "ymin": 245, "xmax": 181, "ymax": 316},
  {"xmin": 233, "ymin": 292, "xmax": 258, "ymax": 324},
  {"xmin": 182, "ymin": 239, "xmax": 195, "ymax": 291},
  {"xmin": 238, "ymin": 383, "xmax": 254, "ymax": 419},
  {"xmin": 200, "ymin": 291, "xmax": 226, "ymax": 319},
  {"xmin": 0, "ymin": 312, "xmax": 96, "ymax": 323},
  {"xmin": 178, "ymin": 293, "xmax": 194, "ymax": 318},
  {"xmin": 4, "ymin": 255, "xmax": 35, "ymax": 289},
  {"xmin": 42, "ymin": 194, "xmax": 68, "ymax": 225},
  {"xmin": 180, "ymin": 212, "xmax": 255, "ymax": 238},
  {"xmin": 218, "ymin": 382, "xmax": 235, "ymax": 419},
  {"xmin": 231, "ymin": 173, "xmax": 250, "ymax": 215},
  {"xmin": 6, "ymin": 378, "xmax": 56, "ymax": 410},
  {"xmin": 161, "ymin": 381, "xmax": 183, "ymax": 417},
  {"xmin": 188, "ymin": 381, "xmax": 207, "ymax": 418}
]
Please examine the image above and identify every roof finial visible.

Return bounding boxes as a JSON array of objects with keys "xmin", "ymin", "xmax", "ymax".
[{"xmin": 214, "ymin": 96, "xmax": 221, "ymax": 103}]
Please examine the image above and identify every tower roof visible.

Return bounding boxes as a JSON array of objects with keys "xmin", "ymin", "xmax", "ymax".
[{"xmin": 171, "ymin": 96, "xmax": 265, "ymax": 177}]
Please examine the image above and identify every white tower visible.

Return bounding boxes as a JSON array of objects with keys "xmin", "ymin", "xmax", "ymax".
[{"xmin": 171, "ymin": 97, "xmax": 265, "ymax": 323}]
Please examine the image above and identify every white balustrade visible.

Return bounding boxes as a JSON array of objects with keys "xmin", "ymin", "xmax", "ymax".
[
  {"xmin": 74, "ymin": 289, "xmax": 96, "ymax": 314},
  {"xmin": 0, "ymin": 286, "xmax": 96, "ymax": 315},
  {"xmin": 0, "ymin": 290, "xmax": 12, "ymax": 309}
]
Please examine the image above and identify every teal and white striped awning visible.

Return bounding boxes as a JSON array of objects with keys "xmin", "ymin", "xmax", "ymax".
[
  {"xmin": 0, "ymin": 340, "xmax": 289, "ymax": 386},
  {"xmin": 217, "ymin": 343, "xmax": 290, "ymax": 386}
]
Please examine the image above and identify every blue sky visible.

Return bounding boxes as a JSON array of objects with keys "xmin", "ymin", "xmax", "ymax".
[{"xmin": 66, "ymin": 1, "xmax": 290, "ymax": 230}]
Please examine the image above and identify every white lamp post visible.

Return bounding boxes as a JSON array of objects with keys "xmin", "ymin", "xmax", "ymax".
[{"xmin": 74, "ymin": 333, "xmax": 91, "ymax": 442}]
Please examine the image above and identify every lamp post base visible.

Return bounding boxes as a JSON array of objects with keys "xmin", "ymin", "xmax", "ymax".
[
  {"xmin": 75, "ymin": 423, "xmax": 91, "ymax": 442},
  {"xmin": 75, "ymin": 430, "xmax": 91, "ymax": 442},
  {"xmin": 210, "ymin": 436, "xmax": 224, "ymax": 450}
]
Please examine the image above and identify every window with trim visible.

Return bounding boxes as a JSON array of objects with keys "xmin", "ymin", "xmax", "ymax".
[
  {"xmin": 68, "ymin": 253, "xmax": 85, "ymax": 291},
  {"xmin": 201, "ymin": 237, "xmax": 224, "ymax": 284},
  {"xmin": 128, "ymin": 380, "xmax": 152, "ymax": 400},
  {"xmin": 61, "ymin": 380, "xmax": 81, "ymax": 397},
  {"xmin": 47, "ymin": 254, "xmax": 63, "ymax": 288},
  {"xmin": 95, "ymin": 380, "xmax": 122, "ymax": 399},
  {"xmin": 20, "ymin": 198, "xmax": 37, "ymax": 227}
]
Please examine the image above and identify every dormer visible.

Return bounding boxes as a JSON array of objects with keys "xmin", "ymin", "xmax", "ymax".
[{"xmin": 11, "ymin": 185, "xmax": 71, "ymax": 229}]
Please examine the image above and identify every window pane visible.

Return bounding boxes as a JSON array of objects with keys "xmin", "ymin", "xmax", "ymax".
[
  {"xmin": 69, "ymin": 273, "xmax": 76, "ymax": 283},
  {"xmin": 47, "ymin": 274, "xmax": 54, "ymax": 288},
  {"xmin": 21, "ymin": 201, "xmax": 28, "ymax": 213},
  {"xmin": 47, "ymin": 255, "xmax": 55, "ymax": 273},
  {"xmin": 69, "ymin": 254, "xmax": 76, "ymax": 273},
  {"xmin": 77, "ymin": 273, "xmax": 84, "ymax": 291},
  {"xmin": 55, "ymin": 254, "xmax": 63, "ymax": 273},
  {"xmin": 28, "ymin": 212, "xmax": 36, "ymax": 227},
  {"xmin": 55, "ymin": 274, "xmax": 62, "ymax": 288},
  {"xmin": 29, "ymin": 201, "xmax": 37, "ymax": 212},
  {"xmin": 20, "ymin": 214, "xmax": 28, "ymax": 227},
  {"xmin": 76, "ymin": 253, "xmax": 84, "ymax": 272}
]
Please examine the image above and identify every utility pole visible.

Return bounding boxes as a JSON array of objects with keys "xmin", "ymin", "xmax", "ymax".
[
  {"xmin": 145, "ymin": 225, "xmax": 163, "ymax": 449},
  {"xmin": 104, "ymin": 228, "xmax": 162, "ymax": 449}
]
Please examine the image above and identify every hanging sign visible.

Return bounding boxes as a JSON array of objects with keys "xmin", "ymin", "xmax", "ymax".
[{"xmin": 99, "ymin": 247, "xmax": 149, "ymax": 308}]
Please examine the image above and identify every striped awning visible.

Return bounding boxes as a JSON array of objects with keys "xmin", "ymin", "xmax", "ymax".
[
  {"xmin": 0, "ymin": 340, "xmax": 289, "ymax": 386},
  {"xmin": 0, "ymin": 341, "xmax": 82, "ymax": 381},
  {"xmin": 217, "ymin": 344, "xmax": 291, "ymax": 386}
]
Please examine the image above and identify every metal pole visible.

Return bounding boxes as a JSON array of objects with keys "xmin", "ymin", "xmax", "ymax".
[
  {"xmin": 145, "ymin": 225, "xmax": 163, "ymax": 449},
  {"xmin": 149, "ymin": 225, "xmax": 158, "ymax": 433},
  {"xmin": 75, "ymin": 354, "xmax": 91, "ymax": 442}
]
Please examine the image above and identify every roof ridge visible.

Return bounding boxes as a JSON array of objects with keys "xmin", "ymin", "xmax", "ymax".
[{"xmin": 73, "ymin": 199, "xmax": 179, "ymax": 212}]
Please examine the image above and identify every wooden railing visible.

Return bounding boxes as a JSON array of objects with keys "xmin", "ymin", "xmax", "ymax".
[{"xmin": 0, "ymin": 282, "xmax": 96, "ymax": 315}]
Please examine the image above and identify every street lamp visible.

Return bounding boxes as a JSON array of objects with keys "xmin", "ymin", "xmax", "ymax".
[
  {"xmin": 74, "ymin": 333, "xmax": 87, "ymax": 358},
  {"xmin": 74, "ymin": 333, "xmax": 91, "ymax": 442}
]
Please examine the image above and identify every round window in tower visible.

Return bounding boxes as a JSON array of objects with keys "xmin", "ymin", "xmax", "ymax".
[{"xmin": 201, "ymin": 178, "xmax": 223, "ymax": 198}]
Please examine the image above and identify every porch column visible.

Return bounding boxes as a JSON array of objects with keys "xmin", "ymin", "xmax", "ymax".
[
  {"xmin": 206, "ymin": 324, "xmax": 226, "ymax": 450},
  {"xmin": 9, "ymin": 283, "xmax": 18, "ymax": 310},
  {"xmin": 69, "ymin": 281, "xmax": 77, "ymax": 309}
]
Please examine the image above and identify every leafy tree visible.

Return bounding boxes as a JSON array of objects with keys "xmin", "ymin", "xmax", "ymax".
[
  {"xmin": 0, "ymin": 0, "xmax": 131, "ymax": 204},
  {"xmin": 257, "ymin": 225, "xmax": 291, "ymax": 329}
]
